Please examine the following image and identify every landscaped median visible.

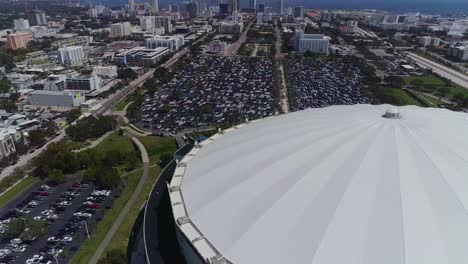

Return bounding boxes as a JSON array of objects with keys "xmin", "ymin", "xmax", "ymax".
[
  {"xmin": 96, "ymin": 136, "xmax": 176, "ymax": 263},
  {"xmin": 70, "ymin": 135, "xmax": 176, "ymax": 264},
  {"xmin": 0, "ymin": 176, "xmax": 39, "ymax": 208}
]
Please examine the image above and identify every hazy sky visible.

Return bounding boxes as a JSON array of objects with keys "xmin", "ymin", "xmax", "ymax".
[{"xmin": 103, "ymin": 0, "xmax": 468, "ymax": 13}]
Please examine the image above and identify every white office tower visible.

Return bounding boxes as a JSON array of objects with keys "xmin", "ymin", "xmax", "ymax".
[
  {"xmin": 88, "ymin": 8, "xmax": 98, "ymax": 18},
  {"xmin": 294, "ymin": 31, "xmax": 330, "ymax": 55},
  {"xmin": 13, "ymin": 19, "xmax": 30, "ymax": 31},
  {"xmin": 58, "ymin": 46, "xmax": 85, "ymax": 66},
  {"xmin": 347, "ymin": 20, "xmax": 358, "ymax": 33},
  {"xmin": 151, "ymin": 0, "xmax": 159, "ymax": 12},
  {"xmin": 145, "ymin": 35, "xmax": 185, "ymax": 52},
  {"xmin": 257, "ymin": 12, "xmax": 264, "ymax": 24},
  {"xmin": 110, "ymin": 22, "xmax": 132, "ymax": 38},
  {"xmin": 418, "ymin": 36, "xmax": 441, "ymax": 47},
  {"xmin": 128, "ymin": 0, "xmax": 135, "ymax": 11},
  {"xmin": 140, "ymin": 16, "xmax": 156, "ymax": 31},
  {"xmin": 155, "ymin": 16, "xmax": 173, "ymax": 33},
  {"xmin": 195, "ymin": 0, "xmax": 207, "ymax": 15}
]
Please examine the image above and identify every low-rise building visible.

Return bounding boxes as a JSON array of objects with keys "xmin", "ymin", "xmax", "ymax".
[
  {"xmin": 208, "ymin": 40, "xmax": 229, "ymax": 55},
  {"xmin": 114, "ymin": 46, "xmax": 170, "ymax": 67},
  {"xmin": 53, "ymin": 36, "xmax": 93, "ymax": 48},
  {"xmin": 218, "ymin": 21, "xmax": 244, "ymax": 34},
  {"xmin": 448, "ymin": 45, "xmax": 468, "ymax": 61},
  {"xmin": 28, "ymin": 90, "xmax": 85, "ymax": 109},
  {"xmin": 0, "ymin": 129, "xmax": 17, "ymax": 159},
  {"xmin": 66, "ymin": 74, "xmax": 101, "ymax": 92},
  {"xmin": 293, "ymin": 31, "xmax": 330, "ymax": 55},
  {"xmin": 418, "ymin": 36, "xmax": 441, "ymax": 47},
  {"xmin": 93, "ymin": 66, "xmax": 118, "ymax": 78},
  {"xmin": 145, "ymin": 35, "xmax": 185, "ymax": 52},
  {"xmin": 44, "ymin": 74, "xmax": 67, "ymax": 91}
]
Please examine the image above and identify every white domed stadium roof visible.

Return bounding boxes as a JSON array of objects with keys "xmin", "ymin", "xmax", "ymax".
[{"xmin": 178, "ymin": 104, "xmax": 468, "ymax": 264}]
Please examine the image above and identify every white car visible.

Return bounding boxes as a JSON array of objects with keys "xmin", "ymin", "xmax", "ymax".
[
  {"xmin": 12, "ymin": 245, "xmax": 27, "ymax": 252},
  {"xmin": 59, "ymin": 201, "xmax": 72, "ymax": 206},
  {"xmin": 47, "ymin": 236, "xmax": 58, "ymax": 242},
  {"xmin": 47, "ymin": 214, "xmax": 58, "ymax": 220},
  {"xmin": 60, "ymin": 236, "xmax": 72, "ymax": 242},
  {"xmin": 10, "ymin": 238, "xmax": 21, "ymax": 244},
  {"xmin": 33, "ymin": 216, "xmax": 45, "ymax": 221},
  {"xmin": 19, "ymin": 208, "xmax": 30, "ymax": 214},
  {"xmin": 41, "ymin": 210, "xmax": 53, "ymax": 216},
  {"xmin": 26, "ymin": 255, "xmax": 43, "ymax": 264}
]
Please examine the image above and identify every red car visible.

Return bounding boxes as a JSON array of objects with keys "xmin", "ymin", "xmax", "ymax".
[
  {"xmin": 86, "ymin": 203, "xmax": 100, "ymax": 209},
  {"xmin": 38, "ymin": 191, "xmax": 49, "ymax": 196},
  {"xmin": 72, "ymin": 181, "xmax": 80, "ymax": 188}
]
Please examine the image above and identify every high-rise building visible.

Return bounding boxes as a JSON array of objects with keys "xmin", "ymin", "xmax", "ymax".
[
  {"xmin": 88, "ymin": 8, "xmax": 98, "ymax": 18},
  {"xmin": 293, "ymin": 6, "xmax": 304, "ymax": 18},
  {"xmin": 219, "ymin": 3, "xmax": 229, "ymax": 14},
  {"xmin": 7, "ymin": 32, "xmax": 31, "ymax": 50},
  {"xmin": 58, "ymin": 46, "xmax": 85, "ymax": 66},
  {"xmin": 140, "ymin": 16, "xmax": 156, "ymax": 31},
  {"xmin": 110, "ymin": 22, "xmax": 132, "ymax": 38},
  {"xmin": 27, "ymin": 10, "xmax": 47, "ymax": 26},
  {"xmin": 228, "ymin": 0, "xmax": 239, "ymax": 12},
  {"xmin": 195, "ymin": 0, "xmax": 206, "ymax": 15},
  {"xmin": 13, "ymin": 19, "xmax": 30, "ymax": 31},
  {"xmin": 184, "ymin": 2, "xmax": 198, "ymax": 18},
  {"xmin": 347, "ymin": 21, "xmax": 358, "ymax": 33},
  {"xmin": 293, "ymin": 31, "xmax": 330, "ymax": 55},
  {"xmin": 155, "ymin": 16, "xmax": 173, "ymax": 33},
  {"xmin": 321, "ymin": 12, "xmax": 337, "ymax": 22},
  {"xmin": 151, "ymin": 0, "xmax": 159, "ymax": 12},
  {"xmin": 258, "ymin": 3, "xmax": 265, "ymax": 12},
  {"xmin": 128, "ymin": 0, "xmax": 135, "ymax": 11},
  {"xmin": 249, "ymin": 0, "xmax": 256, "ymax": 11},
  {"xmin": 275, "ymin": 0, "xmax": 283, "ymax": 14}
]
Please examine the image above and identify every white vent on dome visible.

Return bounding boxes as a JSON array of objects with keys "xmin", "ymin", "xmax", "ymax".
[{"xmin": 383, "ymin": 108, "xmax": 402, "ymax": 119}]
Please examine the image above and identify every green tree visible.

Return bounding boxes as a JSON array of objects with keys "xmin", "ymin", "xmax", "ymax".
[
  {"xmin": 2, "ymin": 217, "xmax": 25, "ymax": 241},
  {"xmin": 66, "ymin": 108, "xmax": 82, "ymax": 123},
  {"xmin": 159, "ymin": 152, "xmax": 173, "ymax": 168},
  {"xmin": 28, "ymin": 129, "xmax": 47, "ymax": 147},
  {"xmin": 96, "ymin": 167, "xmax": 120, "ymax": 188},
  {"xmin": 23, "ymin": 219, "xmax": 47, "ymax": 240},
  {"xmin": 48, "ymin": 169, "xmax": 65, "ymax": 183}
]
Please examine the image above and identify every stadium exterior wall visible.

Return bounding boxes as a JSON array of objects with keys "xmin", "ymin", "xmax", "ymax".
[{"xmin": 168, "ymin": 121, "xmax": 261, "ymax": 264}]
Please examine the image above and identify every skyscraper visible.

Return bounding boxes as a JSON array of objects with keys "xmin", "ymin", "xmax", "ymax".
[
  {"xmin": 228, "ymin": 0, "xmax": 239, "ymax": 12},
  {"xmin": 27, "ymin": 10, "xmax": 47, "ymax": 26},
  {"xmin": 128, "ymin": 0, "xmax": 135, "ymax": 11},
  {"xmin": 249, "ymin": 0, "xmax": 256, "ymax": 11},
  {"xmin": 275, "ymin": 0, "xmax": 283, "ymax": 14},
  {"xmin": 151, "ymin": 0, "xmax": 159, "ymax": 12},
  {"xmin": 258, "ymin": 3, "xmax": 265, "ymax": 12},
  {"xmin": 293, "ymin": 6, "xmax": 304, "ymax": 18}
]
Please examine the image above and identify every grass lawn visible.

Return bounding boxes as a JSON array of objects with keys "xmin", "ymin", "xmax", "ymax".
[
  {"xmin": 137, "ymin": 136, "xmax": 177, "ymax": 164},
  {"xmin": 99, "ymin": 166, "xmax": 161, "ymax": 260},
  {"xmin": 416, "ymin": 93, "xmax": 445, "ymax": 107},
  {"xmin": 0, "ymin": 177, "xmax": 39, "ymax": 208},
  {"xmin": 93, "ymin": 132, "xmax": 137, "ymax": 155},
  {"xmin": 403, "ymin": 74, "xmax": 468, "ymax": 100},
  {"xmin": 113, "ymin": 98, "xmax": 131, "ymax": 111},
  {"xmin": 379, "ymin": 88, "xmax": 423, "ymax": 107}
]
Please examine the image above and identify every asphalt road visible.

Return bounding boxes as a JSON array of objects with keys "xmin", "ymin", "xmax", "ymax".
[{"xmin": 408, "ymin": 53, "xmax": 468, "ymax": 89}]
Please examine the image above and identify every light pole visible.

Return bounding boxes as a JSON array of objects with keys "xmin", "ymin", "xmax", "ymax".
[{"xmin": 83, "ymin": 221, "xmax": 90, "ymax": 239}]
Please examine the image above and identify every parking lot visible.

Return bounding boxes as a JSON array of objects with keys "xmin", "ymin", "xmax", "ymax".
[
  {"xmin": 0, "ymin": 180, "xmax": 115, "ymax": 264},
  {"xmin": 286, "ymin": 58, "xmax": 370, "ymax": 111},
  {"xmin": 142, "ymin": 56, "xmax": 276, "ymax": 134}
]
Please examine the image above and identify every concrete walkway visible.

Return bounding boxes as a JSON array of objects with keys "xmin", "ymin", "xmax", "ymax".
[
  {"xmin": 72, "ymin": 131, "xmax": 114, "ymax": 153},
  {"xmin": 88, "ymin": 136, "xmax": 149, "ymax": 264}
]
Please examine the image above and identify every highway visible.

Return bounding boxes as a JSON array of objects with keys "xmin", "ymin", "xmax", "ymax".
[{"xmin": 407, "ymin": 52, "xmax": 468, "ymax": 89}]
